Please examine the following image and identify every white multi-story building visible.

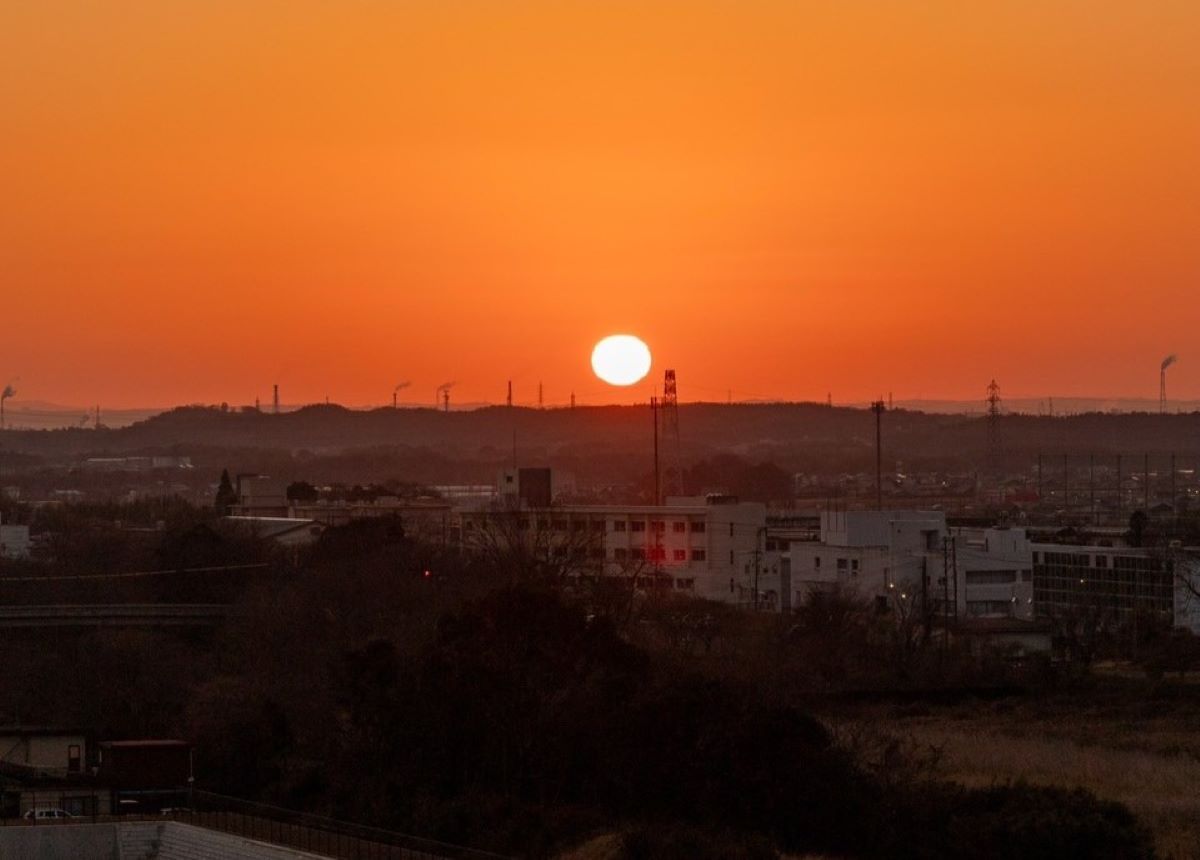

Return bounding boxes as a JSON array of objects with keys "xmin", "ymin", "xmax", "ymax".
[
  {"xmin": 1031, "ymin": 542, "xmax": 1200, "ymax": 634},
  {"xmin": 781, "ymin": 511, "xmax": 1034, "ymax": 621},
  {"xmin": 454, "ymin": 495, "xmax": 767, "ymax": 604}
]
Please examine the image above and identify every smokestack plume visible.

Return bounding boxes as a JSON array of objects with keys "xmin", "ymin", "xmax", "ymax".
[
  {"xmin": 0, "ymin": 384, "xmax": 14, "ymax": 430},
  {"xmin": 1162, "ymin": 354, "xmax": 1178, "ymax": 371}
]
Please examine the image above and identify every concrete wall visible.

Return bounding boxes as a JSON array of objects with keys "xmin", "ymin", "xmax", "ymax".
[
  {"xmin": 0, "ymin": 821, "xmax": 335, "ymax": 860},
  {"xmin": 0, "ymin": 823, "xmax": 120, "ymax": 860}
]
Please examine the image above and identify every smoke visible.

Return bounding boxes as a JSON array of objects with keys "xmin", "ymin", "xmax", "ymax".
[
  {"xmin": 394, "ymin": 381, "xmax": 411, "ymax": 393},
  {"xmin": 438, "ymin": 381, "xmax": 456, "ymax": 391},
  {"xmin": 1, "ymin": 384, "xmax": 15, "ymax": 401},
  {"xmin": 1162, "ymin": 354, "xmax": 1178, "ymax": 371}
]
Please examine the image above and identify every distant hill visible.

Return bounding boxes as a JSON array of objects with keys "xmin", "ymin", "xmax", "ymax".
[{"xmin": 2, "ymin": 403, "xmax": 1198, "ymax": 475}]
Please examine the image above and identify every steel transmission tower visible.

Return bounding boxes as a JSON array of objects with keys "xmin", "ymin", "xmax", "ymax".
[
  {"xmin": 661, "ymin": 369, "xmax": 684, "ymax": 499},
  {"xmin": 986, "ymin": 379, "xmax": 1002, "ymax": 501},
  {"xmin": 986, "ymin": 380, "xmax": 1001, "ymax": 448}
]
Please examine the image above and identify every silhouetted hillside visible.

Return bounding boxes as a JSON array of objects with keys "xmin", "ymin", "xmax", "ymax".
[{"xmin": 2, "ymin": 405, "xmax": 1199, "ymax": 479}]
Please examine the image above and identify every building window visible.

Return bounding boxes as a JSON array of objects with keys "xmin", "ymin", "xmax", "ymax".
[
  {"xmin": 631, "ymin": 548, "xmax": 646, "ymax": 560},
  {"xmin": 613, "ymin": 520, "xmax": 626, "ymax": 532},
  {"xmin": 730, "ymin": 550, "xmax": 735, "ymax": 565},
  {"xmin": 672, "ymin": 521, "xmax": 686, "ymax": 533},
  {"xmin": 68, "ymin": 745, "xmax": 81, "ymax": 773},
  {"xmin": 673, "ymin": 549, "xmax": 687, "ymax": 561},
  {"xmin": 729, "ymin": 523, "xmax": 735, "ymax": 537},
  {"xmin": 692, "ymin": 549, "xmax": 706, "ymax": 561},
  {"xmin": 552, "ymin": 519, "xmax": 568, "ymax": 531},
  {"xmin": 965, "ymin": 570, "xmax": 1017, "ymax": 586},
  {"xmin": 1096, "ymin": 555, "xmax": 1108, "ymax": 569},
  {"xmin": 814, "ymin": 556, "xmax": 821, "ymax": 569},
  {"xmin": 631, "ymin": 521, "xmax": 646, "ymax": 532},
  {"xmin": 837, "ymin": 558, "xmax": 848, "ymax": 571},
  {"xmin": 690, "ymin": 521, "xmax": 706, "ymax": 533},
  {"xmin": 614, "ymin": 548, "xmax": 628, "ymax": 562},
  {"xmin": 651, "ymin": 520, "xmax": 665, "ymax": 533},
  {"xmin": 677, "ymin": 578, "xmax": 695, "ymax": 590},
  {"xmin": 851, "ymin": 559, "xmax": 859, "ymax": 571},
  {"xmin": 967, "ymin": 600, "xmax": 1014, "ymax": 617}
]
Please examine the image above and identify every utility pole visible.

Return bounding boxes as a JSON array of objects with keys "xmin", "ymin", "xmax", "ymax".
[
  {"xmin": 1171, "ymin": 452, "xmax": 1177, "ymax": 520},
  {"xmin": 752, "ymin": 526, "xmax": 766, "ymax": 611},
  {"xmin": 1117, "ymin": 454, "xmax": 1123, "ymax": 521},
  {"xmin": 1144, "ymin": 453, "xmax": 1150, "ymax": 512},
  {"xmin": 871, "ymin": 400, "xmax": 885, "ymax": 510},
  {"xmin": 1089, "ymin": 454, "xmax": 1096, "ymax": 525},
  {"xmin": 1037, "ymin": 454, "xmax": 1043, "ymax": 502},
  {"xmin": 651, "ymin": 396, "xmax": 660, "ymax": 506},
  {"xmin": 506, "ymin": 380, "xmax": 513, "ymax": 408},
  {"xmin": 951, "ymin": 535, "xmax": 958, "ymax": 622},
  {"xmin": 942, "ymin": 537, "xmax": 951, "ymax": 657},
  {"xmin": 1063, "ymin": 454, "xmax": 1069, "ymax": 516}
]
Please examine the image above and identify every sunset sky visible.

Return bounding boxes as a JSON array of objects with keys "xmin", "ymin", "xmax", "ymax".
[{"xmin": 2, "ymin": 1, "xmax": 1198, "ymax": 409}]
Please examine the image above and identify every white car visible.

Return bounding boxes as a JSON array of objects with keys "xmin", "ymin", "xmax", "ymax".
[{"xmin": 23, "ymin": 808, "xmax": 74, "ymax": 821}]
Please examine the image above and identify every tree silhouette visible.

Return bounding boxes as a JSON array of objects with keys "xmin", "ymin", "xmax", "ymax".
[{"xmin": 215, "ymin": 468, "xmax": 237, "ymax": 516}]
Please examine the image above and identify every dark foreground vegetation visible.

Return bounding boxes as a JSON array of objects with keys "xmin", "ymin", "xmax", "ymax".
[{"xmin": 0, "ymin": 505, "xmax": 1167, "ymax": 858}]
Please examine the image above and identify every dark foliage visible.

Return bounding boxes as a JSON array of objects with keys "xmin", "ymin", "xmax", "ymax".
[
  {"xmin": 621, "ymin": 825, "xmax": 778, "ymax": 860},
  {"xmin": 897, "ymin": 782, "xmax": 1156, "ymax": 860}
]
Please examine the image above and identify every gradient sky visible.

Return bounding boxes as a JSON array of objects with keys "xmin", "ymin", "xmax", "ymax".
[{"xmin": 2, "ymin": 1, "xmax": 1198, "ymax": 409}]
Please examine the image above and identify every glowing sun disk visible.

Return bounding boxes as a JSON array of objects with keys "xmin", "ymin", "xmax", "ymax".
[{"xmin": 591, "ymin": 335, "xmax": 652, "ymax": 386}]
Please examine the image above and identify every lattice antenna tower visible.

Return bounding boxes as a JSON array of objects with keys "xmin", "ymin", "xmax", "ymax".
[
  {"xmin": 986, "ymin": 379, "xmax": 1002, "ymax": 475},
  {"xmin": 660, "ymin": 369, "xmax": 684, "ymax": 499}
]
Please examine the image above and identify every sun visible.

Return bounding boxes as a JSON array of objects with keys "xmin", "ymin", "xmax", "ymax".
[{"xmin": 591, "ymin": 335, "xmax": 652, "ymax": 386}]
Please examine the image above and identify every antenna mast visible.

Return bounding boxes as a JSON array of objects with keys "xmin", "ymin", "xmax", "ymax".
[{"xmin": 661, "ymin": 369, "xmax": 684, "ymax": 499}]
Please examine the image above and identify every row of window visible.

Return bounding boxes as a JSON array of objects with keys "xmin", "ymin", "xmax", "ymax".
[
  {"xmin": 632, "ymin": 576, "xmax": 696, "ymax": 590},
  {"xmin": 1035, "ymin": 551, "xmax": 1166, "ymax": 572},
  {"xmin": 964, "ymin": 570, "xmax": 1031, "ymax": 586},
  {"xmin": 614, "ymin": 520, "xmax": 706, "ymax": 534},
  {"xmin": 614, "ymin": 547, "xmax": 707, "ymax": 563},
  {"xmin": 966, "ymin": 600, "xmax": 1016, "ymax": 616}
]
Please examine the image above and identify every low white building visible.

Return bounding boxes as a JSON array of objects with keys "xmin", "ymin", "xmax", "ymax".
[
  {"xmin": 781, "ymin": 511, "xmax": 1034, "ymax": 621},
  {"xmin": 0, "ymin": 517, "xmax": 31, "ymax": 560},
  {"xmin": 454, "ymin": 495, "xmax": 767, "ymax": 605}
]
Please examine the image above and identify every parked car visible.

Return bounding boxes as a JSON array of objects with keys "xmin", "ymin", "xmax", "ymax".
[{"xmin": 23, "ymin": 808, "xmax": 74, "ymax": 821}]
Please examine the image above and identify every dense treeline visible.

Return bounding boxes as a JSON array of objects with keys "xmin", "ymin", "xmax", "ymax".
[{"xmin": 0, "ymin": 511, "xmax": 1161, "ymax": 857}]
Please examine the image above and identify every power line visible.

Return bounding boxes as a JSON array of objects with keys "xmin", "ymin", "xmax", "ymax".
[{"xmin": 0, "ymin": 562, "xmax": 269, "ymax": 583}]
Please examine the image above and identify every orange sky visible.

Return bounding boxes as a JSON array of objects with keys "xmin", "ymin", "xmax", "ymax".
[{"xmin": 2, "ymin": 1, "xmax": 1198, "ymax": 409}]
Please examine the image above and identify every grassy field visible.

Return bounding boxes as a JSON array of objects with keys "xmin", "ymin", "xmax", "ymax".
[{"xmin": 836, "ymin": 680, "xmax": 1200, "ymax": 859}]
